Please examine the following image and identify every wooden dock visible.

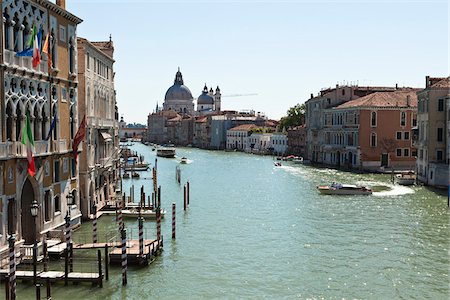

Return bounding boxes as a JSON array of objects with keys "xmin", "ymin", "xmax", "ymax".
[
  {"xmin": 109, "ymin": 239, "xmax": 162, "ymax": 265},
  {"xmin": 0, "ymin": 269, "xmax": 102, "ymax": 285}
]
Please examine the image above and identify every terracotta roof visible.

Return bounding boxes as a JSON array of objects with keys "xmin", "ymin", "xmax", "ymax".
[
  {"xmin": 167, "ymin": 115, "xmax": 182, "ymax": 122},
  {"xmin": 195, "ymin": 116, "xmax": 208, "ymax": 123},
  {"xmin": 335, "ymin": 90, "xmax": 418, "ymax": 109},
  {"xmin": 229, "ymin": 124, "xmax": 258, "ymax": 131},
  {"xmin": 431, "ymin": 76, "xmax": 450, "ymax": 88}
]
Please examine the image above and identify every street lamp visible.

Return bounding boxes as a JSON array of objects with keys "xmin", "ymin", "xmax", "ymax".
[
  {"xmin": 30, "ymin": 199, "xmax": 39, "ymax": 286},
  {"xmin": 67, "ymin": 192, "xmax": 74, "ymax": 206}
]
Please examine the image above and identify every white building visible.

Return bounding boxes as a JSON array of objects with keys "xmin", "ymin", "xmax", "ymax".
[
  {"xmin": 245, "ymin": 133, "xmax": 272, "ymax": 154},
  {"xmin": 163, "ymin": 68, "xmax": 195, "ymax": 115},
  {"xmin": 226, "ymin": 124, "xmax": 257, "ymax": 151},
  {"xmin": 270, "ymin": 133, "xmax": 288, "ymax": 156}
]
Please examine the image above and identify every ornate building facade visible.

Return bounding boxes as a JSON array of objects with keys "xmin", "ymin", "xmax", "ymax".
[
  {"xmin": 77, "ymin": 36, "xmax": 119, "ymax": 218},
  {"xmin": 0, "ymin": 0, "xmax": 82, "ymax": 251}
]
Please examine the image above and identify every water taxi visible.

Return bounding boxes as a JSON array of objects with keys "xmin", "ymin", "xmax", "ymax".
[
  {"xmin": 317, "ymin": 183, "xmax": 372, "ymax": 195},
  {"xmin": 157, "ymin": 146, "xmax": 176, "ymax": 158},
  {"xmin": 180, "ymin": 157, "xmax": 188, "ymax": 164},
  {"xmin": 395, "ymin": 173, "xmax": 415, "ymax": 186}
]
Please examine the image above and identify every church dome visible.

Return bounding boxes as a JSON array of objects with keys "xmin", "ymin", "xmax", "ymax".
[
  {"xmin": 164, "ymin": 69, "xmax": 193, "ymax": 101},
  {"xmin": 197, "ymin": 85, "xmax": 214, "ymax": 105}
]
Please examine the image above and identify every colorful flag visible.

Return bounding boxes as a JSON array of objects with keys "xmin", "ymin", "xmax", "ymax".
[
  {"xmin": 32, "ymin": 29, "xmax": 41, "ymax": 68},
  {"xmin": 72, "ymin": 115, "xmax": 87, "ymax": 163},
  {"xmin": 26, "ymin": 25, "xmax": 37, "ymax": 49},
  {"xmin": 45, "ymin": 114, "xmax": 57, "ymax": 152},
  {"xmin": 42, "ymin": 33, "xmax": 52, "ymax": 70},
  {"xmin": 15, "ymin": 48, "xmax": 33, "ymax": 57},
  {"xmin": 22, "ymin": 112, "xmax": 36, "ymax": 177}
]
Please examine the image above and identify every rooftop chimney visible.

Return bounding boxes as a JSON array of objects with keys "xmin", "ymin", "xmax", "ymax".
[
  {"xmin": 425, "ymin": 75, "xmax": 430, "ymax": 88},
  {"xmin": 310, "ymin": 93, "xmax": 313, "ymax": 99},
  {"xmin": 395, "ymin": 83, "xmax": 398, "ymax": 89},
  {"xmin": 56, "ymin": 0, "xmax": 66, "ymax": 9}
]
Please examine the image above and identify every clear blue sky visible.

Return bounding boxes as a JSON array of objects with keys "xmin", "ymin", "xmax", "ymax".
[{"xmin": 68, "ymin": 0, "xmax": 449, "ymax": 123}]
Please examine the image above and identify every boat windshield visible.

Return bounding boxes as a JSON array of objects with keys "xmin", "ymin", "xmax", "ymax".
[{"xmin": 331, "ymin": 182, "xmax": 343, "ymax": 189}]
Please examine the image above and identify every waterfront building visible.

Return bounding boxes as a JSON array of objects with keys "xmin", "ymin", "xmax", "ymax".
[
  {"xmin": 210, "ymin": 113, "xmax": 269, "ymax": 150},
  {"xmin": 226, "ymin": 124, "xmax": 258, "ymax": 151},
  {"xmin": 287, "ymin": 125, "xmax": 307, "ymax": 157},
  {"xmin": 193, "ymin": 116, "xmax": 211, "ymax": 149},
  {"xmin": 77, "ymin": 36, "xmax": 119, "ymax": 218},
  {"xmin": 327, "ymin": 90, "xmax": 418, "ymax": 170},
  {"xmin": 415, "ymin": 76, "xmax": 449, "ymax": 187},
  {"xmin": 119, "ymin": 116, "xmax": 147, "ymax": 140},
  {"xmin": 0, "ymin": 0, "xmax": 82, "ymax": 250},
  {"xmin": 270, "ymin": 132, "xmax": 288, "ymax": 156},
  {"xmin": 245, "ymin": 133, "xmax": 272, "ymax": 154},
  {"xmin": 305, "ymin": 84, "xmax": 413, "ymax": 164}
]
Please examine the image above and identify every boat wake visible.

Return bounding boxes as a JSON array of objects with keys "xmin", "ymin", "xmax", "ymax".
[{"xmin": 358, "ymin": 181, "xmax": 415, "ymax": 197}]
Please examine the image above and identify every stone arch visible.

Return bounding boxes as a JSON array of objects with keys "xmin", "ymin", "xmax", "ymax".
[{"xmin": 19, "ymin": 176, "xmax": 40, "ymax": 244}]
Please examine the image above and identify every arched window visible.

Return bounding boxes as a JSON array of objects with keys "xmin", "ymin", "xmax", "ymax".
[
  {"xmin": 15, "ymin": 105, "xmax": 22, "ymax": 141},
  {"xmin": 70, "ymin": 105, "xmax": 75, "ymax": 139},
  {"xmin": 370, "ymin": 132, "xmax": 377, "ymax": 147},
  {"xmin": 44, "ymin": 190, "xmax": 51, "ymax": 222},
  {"xmin": 3, "ymin": 9, "xmax": 11, "ymax": 50},
  {"xmin": 52, "ymin": 103, "xmax": 58, "ymax": 140},
  {"xmin": 22, "ymin": 17, "xmax": 29, "ymax": 51},
  {"xmin": 41, "ymin": 107, "xmax": 47, "ymax": 140},
  {"xmin": 50, "ymin": 29, "xmax": 56, "ymax": 68},
  {"xmin": 33, "ymin": 105, "xmax": 39, "ymax": 140},
  {"xmin": 13, "ymin": 13, "xmax": 19, "ymax": 52},
  {"xmin": 6, "ymin": 102, "xmax": 13, "ymax": 141},
  {"xmin": 54, "ymin": 195, "xmax": 60, "ymax": 213},
  {"xmin": 69, "ymin": 37, "xmax": 75, "ymax": 74},
  {"xmin": 371, "ymin": 111, "xmax": 377, "ymax": 127}
]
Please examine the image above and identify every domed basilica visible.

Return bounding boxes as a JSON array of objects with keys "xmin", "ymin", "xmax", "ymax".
[{"xmin": 162, "ymin": 68, "xmax": 221, "ymax": 115}]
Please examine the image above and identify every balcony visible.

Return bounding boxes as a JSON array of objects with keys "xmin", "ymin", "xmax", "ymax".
[
  {"xmin": 4, "ymin": 49, "xmax": 48, "ymax": 74},
  {"xmin": 52, "ymin": 139, "xmax": 68, "ymax": 153}
]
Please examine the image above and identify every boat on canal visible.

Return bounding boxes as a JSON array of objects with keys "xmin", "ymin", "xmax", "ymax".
[
  {"xmin": 317, "ymin": 183, "xmax": 372, "ymax": 195},
  {"xmin": 157, "ymin": 146, "xmax": 176, "ymax": 158},
  {"xmin": 180, "ymin": 157, "xmax": 188, "ymax": 164},
  {"xmin": 395, "ymin": 172, "xmax": 416, "ymax": 185},
  {"xmin": 124, "ymin": 156, "xmax": 150, "ymax": 171},
  {"xmin": 121, "ymin": 208, "xmax": 166, "ymax": 218}
]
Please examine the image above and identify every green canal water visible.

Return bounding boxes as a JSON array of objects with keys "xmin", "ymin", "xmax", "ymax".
[{"xmin": 4, "ymin": 143, "xmax": 449, "ymax": 299}]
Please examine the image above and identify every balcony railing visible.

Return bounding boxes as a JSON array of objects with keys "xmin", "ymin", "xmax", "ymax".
[{"xmin": 4, "ymin": 49, "xmax": 49, "ymax": 74}]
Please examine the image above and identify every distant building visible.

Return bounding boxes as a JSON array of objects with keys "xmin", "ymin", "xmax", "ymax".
[
  {"xmin": 163, "ymin": 68, "xmax": 195, "ymax": 115},
  {"xmin": 415, "ymin": 76, "xmax": 449, "ymax": 187},
  {"xmin": 226, "ymin": 124, "xmax": 258, "ymax": 151},
  {"xmin": 77, "ymin": 36, "xmax": 119, "ymax": 218},
  {"xmin": 245, "ymin": 133, "xmax": 272, "ymax": 154},
  {"xmin": 119, "ymin": 116, "xmax": 147, "ymax": 140},
  {"xmin": 270, "ymin": 133, "xmax": 288, "ymax": 156},
  {"xmin": 193, "ymin": 116, "xmax": 210, "ymax": 149},
  {"xmin": 287, "ymin": 126, "xmax": 307, "ymax": 157}
]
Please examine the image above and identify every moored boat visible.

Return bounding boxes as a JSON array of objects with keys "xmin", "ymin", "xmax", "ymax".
[
  {"xmin": 121, "ymin": 208, "xmax": 166, "ymax": 219},
  {"xmin": 317, "ymin": 183, "xmax": 372, "ymax": 195}
]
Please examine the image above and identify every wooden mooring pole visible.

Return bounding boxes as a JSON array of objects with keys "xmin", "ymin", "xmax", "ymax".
[
  {"xmin": 121, "ymin": 229, "xmax": 127, "ymax": 286},
  {"xmin": 187, "ymin": 181, "xmax": 190, "ymax": 205},
  {"xmin": 93, "ymin": 204, "xmax": 98, "ymax": 243},
  {"xmin": 104, "ymin": 244, "xmax": 109, "ymax": 281},
  {"xmin": 183, "ymin": 185, "xmax": 187, "ymax": 211},
  {"xmin": 8, "ymin": 235, "xmax": 16, "ymax": 300},
  {"xmin": 138, "ymin": 206, "xmax": 144, "ymax": 260},
  {"xmin": 172, "ymin": 202, "xmax": 176, "ymax": 239},
  {"xmin": 97, "ymin": 250, "xmax": 103, "ymax": 288},
  {"xmin": 43, "ymin": 238, "xmax": 48, "ymax": 272},
  {"xmin": 46, "ymin": 278, "xmax": 51, "ymax": 300}
]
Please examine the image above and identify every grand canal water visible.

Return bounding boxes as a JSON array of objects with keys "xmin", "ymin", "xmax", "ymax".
[{"xmin": 4, "ymin": 143, "xmax": 449, "ymax": 299}]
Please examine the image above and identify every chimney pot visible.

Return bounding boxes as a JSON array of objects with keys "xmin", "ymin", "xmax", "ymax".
[{"xmin": 56, "ymin": 0, "xmax": 66, "ymax": 9}]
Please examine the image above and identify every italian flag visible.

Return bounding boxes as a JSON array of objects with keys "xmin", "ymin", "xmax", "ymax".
[{"xmin": 22, "ymin": 113, "xmax": 36, "ymax": 177}]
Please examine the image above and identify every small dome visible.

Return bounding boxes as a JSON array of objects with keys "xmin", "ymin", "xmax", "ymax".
[{"xmin": 197, "ymin": 91, "xmax": 214, "ymax": 105}]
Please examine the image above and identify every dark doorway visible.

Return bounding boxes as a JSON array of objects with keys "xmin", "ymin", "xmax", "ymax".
[
  {"xmin": 336, "ymin": 151, "xmax": 341, "ymax": 167},
  {"xmin": 21, "ymin": 178, "xmax": 36, "ymax": 244},
  {"xmin": 381, "ymin": 153, "xmax": 388, "ymax": 167},
  {"xmin": 7, "ymin": 199, "xmax": 16, "ymax": 235}
]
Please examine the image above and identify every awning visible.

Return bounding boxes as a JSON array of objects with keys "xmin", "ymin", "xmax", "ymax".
[{"xmin": 100, "ymin": 132, "xmax": 112, "ymax": 142}]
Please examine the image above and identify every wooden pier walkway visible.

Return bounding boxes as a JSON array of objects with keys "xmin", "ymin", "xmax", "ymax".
[
  {"xmin": 109, "ymin": 239, "xmax": 162, "ymax": 265},
  {"xmin": 0, "ymin": 269, "xmax": 102, "ymax": 285}
]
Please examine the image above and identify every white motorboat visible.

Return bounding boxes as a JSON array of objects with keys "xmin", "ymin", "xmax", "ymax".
[
  {"xmin": 317, "ymin": 183, "xmax": 372, "ymax": 195},
  {"xmin": 121, "ymin": 208, "xmax": 166, "ymax": 219},
  {"xmin": 180, "ymin": 157, "xmax": 188, "ymax": 164},
  {"xmin": 292, "ymin": 157, "xmax": 304, "ymax": 164},
  {"xmin": 395, "ymin": 173, "xmax": 415, "ymax": 185}
]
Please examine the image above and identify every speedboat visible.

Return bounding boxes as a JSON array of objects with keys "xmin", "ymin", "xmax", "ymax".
[
  {"xmin": 395, "ymin": 173, "xmax": 415, "ymax": 185},
  {"xmin": 317, "ymin": 183, "xmax": 372, "ymax": 195},
  {"xmin": 180, "ymin": 157, "xmax": 188, "ymax": 164},
  {"xmin": 274, "ymin": 162, "xmax": 282, "ymax": 167},
  {"xmin": 292, "ymin": 157, "xmax": 304, "ymax": 164}
]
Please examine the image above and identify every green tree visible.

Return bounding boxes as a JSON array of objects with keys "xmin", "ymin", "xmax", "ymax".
[{"xmin": 279, "ymin": 103, "xmax": 306, "ymax": 130}]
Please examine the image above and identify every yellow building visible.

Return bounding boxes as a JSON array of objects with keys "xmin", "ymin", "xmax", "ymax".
[{"xmin": 0, "ymin": 0, "xmax": 82, "ymax": 253}]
